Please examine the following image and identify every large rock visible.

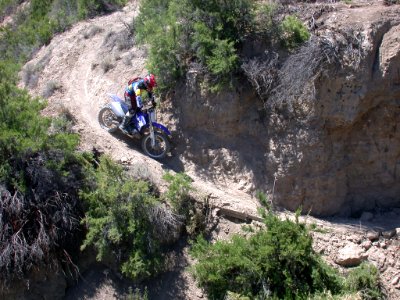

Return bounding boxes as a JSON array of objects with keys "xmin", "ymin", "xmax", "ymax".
[{"xmin": 335, "ymin": 243, "xmax": 368, "ymax": 267}]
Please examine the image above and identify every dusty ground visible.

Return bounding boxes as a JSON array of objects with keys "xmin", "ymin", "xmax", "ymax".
[{"xmin": 20, "ymin": 0, "xmax": 400, "ymax": 299}]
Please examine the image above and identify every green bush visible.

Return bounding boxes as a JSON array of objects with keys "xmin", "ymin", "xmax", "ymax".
[
  {"xmin": 206, "ymin": 39, "xmax": 238, "ymax": 76},
  {"xmin": 344, "ymin": 262, "xmax": 382, "ymax": 300},
  {"xmin": 190, "ymin": 210, "xmax": 342, "ymax": 299},
  {"xmin": 0, "ymin": 0, "xmax": 55, "ymax": 64},
  {"xmin": 280, "ymin": 15, "xmax": 310, "ymax": 50},
  {"xmin": 0, "ymin": 64, "xmax": 79, "ymax": 181},
  {"xmin": 135, "ymin": 0, "xmax": 254, "ymax": 91},
  {"xmin": 162, "ymin": 171, "xmax": 193, "ymax": 212},
  {"xmin": 162, "ymin": 171, "xmax": 208, "ymax": 237},
  {"xmin": 254, "ymin": 3, "xmax": 279, "ymax": 37},
  {"xmin": 135, "ymin": 0, "xmax": 311, "ymax": 92},
  {"xmin": 127, "ymin": 287, "xmax": 149, "ymax": 300},
  {"xmin": 0, "ymin": 0, "xmax": 147, "ymax": 285},
  {"xmin": 0, "ymin": 59, "xmax": 83, "ymax": 283},
  {"xmin": 0, "ymin": 0, "xmax": 20, "ymax": 20},
  {"xmin": 80, "ymin": 156, "xmax": 164, "ymax": 280},
  {"xmin": 77, "ymin": 0, "xmax": 127, "ymax": 19}
]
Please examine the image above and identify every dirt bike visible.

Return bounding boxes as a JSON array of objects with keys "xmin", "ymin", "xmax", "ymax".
[{"xmin": 98, "ymin": 94, "xmax": 171, "ymax": 159}]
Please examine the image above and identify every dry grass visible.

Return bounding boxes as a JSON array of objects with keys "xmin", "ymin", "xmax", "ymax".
[
  {"xmin": 100, "ymin": 57, "xmax": 115, "ymax": 73},
  {"xmin": 41, "ymin": 80, "xmax": 62, "ymax": 98},
  {"xmin": 21, "ymin": 48, "xmax": 53, "ymax": 88},
  {"xmin": 241, "ymin": 51, "xmax": 279, "ymax": 102},
  {"xmin": 82, "ymin": 25, "xmax": 103, "ymax": 39}
]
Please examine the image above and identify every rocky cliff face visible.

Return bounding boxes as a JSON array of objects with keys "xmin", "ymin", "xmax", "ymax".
[{"xmin": 170, "ymin": 2, "xmax": 400, "ymax": 216}]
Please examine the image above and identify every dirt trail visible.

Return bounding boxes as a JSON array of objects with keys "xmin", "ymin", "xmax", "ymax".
[
  {"xmin": 22, "ymin": 3, "xmax": 258, "ymax": 298},
  {"xmin": 27, "ymin": 0, "xmax": 260, "ymax": 216},
  {"xmin": 22, "ymin": 1, "xmax": 400, "ymax": 299}
]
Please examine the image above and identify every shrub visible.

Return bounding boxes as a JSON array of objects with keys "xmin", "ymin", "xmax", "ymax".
[
  {"xmin": 344, "ymin": 262, "xmax": 382, "ymax": 300},
  {"xmin": 42, "ymin": 80, "xmax": 62, "ymax": 98},
  {"xmin": 0, "ymin": 0, "xmax": 55, "ymax": 64},
  {"xmin": 135, "ymin": 0, "xmax": 254, "ymax": 91},
  {"xmin": 127, "ymin": 287, "xmax": 149, "ymax": 300},
  {"xmin": 0, "ymin": 56, "xmax": 81, "ymax": 266},
  {"xmin": 225, "ymin": 291, "xmax": 251, "ymax": 300},
  {"xmin": 0, "ymin": 150, "xmax": 86, "ymax": 284},
  {"xmin": 0, "ymin": 0, "xmax": 21, "ymax": 21},
  {"xmin": 162, "ymin": 172, "xmax": 206, "ymax": 237},
  {"xmin": 100, "ymin": 57, "xmax": 114, "ymax": 73},
  {"xmin": 135, "ymin": 0, "xmax": 313, "ymax": 93},
  {"xmin": 0, "ymin": 0, "xmax": 127, "ymax": 68},
  {"xmin": 280, "ymin": 15, "xmax": 310, "ymax": 50},
  {"xmin": 162, "ymin": 171, "xmax": 193, "ymax": 212},
  {"xmin": 0, "ymin": 75, "xmax": 79, "ymax": 170},
  {"xmin": 82, "ymin": 25, "xmax": 103, "ymax": 39},
  {"xmin": 77, "ymin": 0, "xmax": 127, "ymax": 19},
  {"xmin": 206, "ymin": 39, "xmax": 238, "ymax": 76},
  {"xmin": 190, "ymin": 210, "xmax": 342, "ymax": 299},
  {"xmin": 102, "ymin": 28, "xmax": 134, "ymax": 52},
  {"xmin": 49, "ymin": 112, "xmax": 75, "ymax": 135},
  {"xmin": 21, "ymin": 63, "xmax": 40, "ymax": 88},
  {"xmin": 80, "ymin": 156, "xmax": 184, "ymax": 280},
  {"xmin": 254, "ymin": 2, "xmax": 279, "ymax": 37},
  {"xmin": 0, "ymin": 0, "xmax": 160, "ymax": 287}
]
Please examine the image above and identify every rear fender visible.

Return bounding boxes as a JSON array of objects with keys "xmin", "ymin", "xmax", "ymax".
[{"xmin": 109, "ymin": 101, "xmax": 127, "ymax": 117}]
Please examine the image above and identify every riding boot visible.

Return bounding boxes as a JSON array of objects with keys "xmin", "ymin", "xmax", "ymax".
[{"xmin": 119, "ymin": 113, "xmax": 131, "ymax": 134}]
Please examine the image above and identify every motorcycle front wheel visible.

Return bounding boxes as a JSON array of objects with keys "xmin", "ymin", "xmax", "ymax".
[
  {"xmin": 141, "ymin": 132, "xmax": 170, "ymax": 159},
  {"xmin": 98, "ymin": 106, "xmax": 120, "ymax": 133}
]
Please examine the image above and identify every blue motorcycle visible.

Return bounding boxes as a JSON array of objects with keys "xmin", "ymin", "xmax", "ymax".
[{"xmin": 98, "ymin": 94, "xmax": 171, "ymax": 159}]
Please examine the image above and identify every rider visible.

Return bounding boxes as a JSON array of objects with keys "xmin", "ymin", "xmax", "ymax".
[{"xmin": 119, "ymin": 74, "xmax": 157, "ymax": 134}]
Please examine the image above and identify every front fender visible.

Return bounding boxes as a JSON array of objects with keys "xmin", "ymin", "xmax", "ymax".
[{"xmin": 143, "ymin": 123, "xmax": 171, "ymax": 136}]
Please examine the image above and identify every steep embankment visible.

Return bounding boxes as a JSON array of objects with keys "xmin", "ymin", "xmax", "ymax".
[
  {"xmin": 270, "ymin": 3, "xmax": 400, "ymax": 216},
  {"xmin": 164, "ymin": 1, "xmax": 400, "ymax": 217},
  {"xmin": 21, "ymin": 0, "xmax": 400, "ymax": 298}
]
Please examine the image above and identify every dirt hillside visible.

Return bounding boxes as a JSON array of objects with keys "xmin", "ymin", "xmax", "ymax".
[{"xmin": 20, "ymin": 0, "xmax": 400, "ymax": 299}]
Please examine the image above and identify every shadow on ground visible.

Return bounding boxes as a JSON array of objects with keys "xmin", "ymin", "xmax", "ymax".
[
  {"xmin": 64, "ymin": 238, "xmax": 195, "ymax": 300},
  {"xmin": 319, "ymin": 208, "xmax": 400, "ymax": 232}
]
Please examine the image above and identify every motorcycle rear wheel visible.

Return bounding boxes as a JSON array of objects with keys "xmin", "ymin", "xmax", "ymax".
[
  {"xmin": 141, "ymin": 132, "xmax": 170, "ymax": 159},
  {"xmin": 98, "ymin": 106, "xmax": 120, "ymax": 133}
]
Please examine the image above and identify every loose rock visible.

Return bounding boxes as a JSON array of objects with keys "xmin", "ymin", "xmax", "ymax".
[
  {"xmin": 367, "ymin": 230, "xmax": 380, "ymax": 241},
  {"xmin": 392, "ymin": 276, "xmax": 400, "ymax": 286},
  {"xmin": 382, "ymin": 229, "xmax": 396, "ymax": 239},
  {"xmin": 335, "ymin": 243, "xmax": 367, "ymax": 267},
  {"xmin": 361, "ymin": 240, "xmax": 372, "ymax": 250}
]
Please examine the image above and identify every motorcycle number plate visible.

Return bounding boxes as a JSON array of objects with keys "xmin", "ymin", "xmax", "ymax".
[{"xmin": 136, "ymin": 114, "xmax": 146, "ymax": 130}]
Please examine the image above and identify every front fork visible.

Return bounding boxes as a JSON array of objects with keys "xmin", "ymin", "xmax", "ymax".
[{"xmin": 149, "ymin": 122, "xmax": 156, "ymax": 147}]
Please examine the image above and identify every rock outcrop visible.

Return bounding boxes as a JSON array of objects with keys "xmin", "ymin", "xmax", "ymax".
[
  {"xmin": 170, "ymin": 2, "xmax": 400, "ymax": 216},
  {"xmin": 271, "ymin": 4, "xmax": 400, "ymax": 216}
]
